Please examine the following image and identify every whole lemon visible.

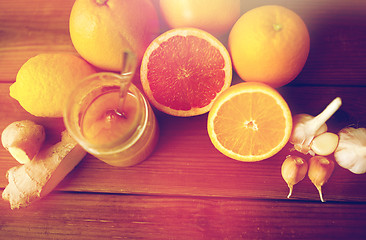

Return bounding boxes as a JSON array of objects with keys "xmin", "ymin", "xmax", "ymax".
[
  {"xmin": 69, "ymin": 0, "xmax": 160, "ymax": 71},
  {"xmin": 229, "ymin": 5, "xmax": 310, "ymax": 88},
  {"xmin": 10, "ymin": 53, "xmax": 96, "ymax": 118}
]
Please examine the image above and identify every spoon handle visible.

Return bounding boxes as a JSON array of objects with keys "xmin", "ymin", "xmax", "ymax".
[{"xmin": 117, "ymin": 50, "xmax": 137, "ymax": 117}]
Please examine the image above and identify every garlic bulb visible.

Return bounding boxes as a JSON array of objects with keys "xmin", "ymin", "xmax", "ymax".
[
  {"xmin": 290, "ymin": 97, "xmax": 342, "ymax": 155},
  {"xmin": 334, "ymin": 127, "xmax": 366, "ymax": 174},
  {"xmin": 290, "ymin": 114, "xmax": 328, "ymax": 155}
]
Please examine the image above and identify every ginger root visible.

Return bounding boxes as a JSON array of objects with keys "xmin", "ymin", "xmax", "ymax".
[
  {"xmin": 2, "ymin": 130, "xmax": 86, "ymax": 209},
  {"xmin": 1, "ymin": 120, "xmax": 46, "ymax": 164}
]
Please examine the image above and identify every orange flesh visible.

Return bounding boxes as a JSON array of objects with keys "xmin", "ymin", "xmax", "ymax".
[
  {"xmin": 147, "ymin": 35, "xmax": 226, "ymax": 110},
  {"xmin": 81, "ymin": 91, "xmax": 139, "ymax": 146},
  {"xmin": 213, "ymin": 92, "xmax": 287, "ymax": 156}
]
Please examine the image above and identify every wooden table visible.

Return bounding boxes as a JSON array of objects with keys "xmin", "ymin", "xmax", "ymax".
[{"xmin": 1, "ymin": 0, "xmax": 366, "ymax": 239}]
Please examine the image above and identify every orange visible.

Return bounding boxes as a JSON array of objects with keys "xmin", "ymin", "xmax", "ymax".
[
  {"xmin": 140, "ymin": 28, "xmax": 232, "ymax": 117},
  {"xmin": 10, "ymin": 53, "xmax": 96, "ymax": 118},
  {"xmin": 228, "ymin": 5, "xmax": 310, "ymax": 88},
  {"xmin": 207, "ymin": 82, "xmax": 292, "ymax": 162},
  {"xmin": 69, "ymin": 0, "xmax": 159, "ymax": 71},
  {"xmin": 159, "ymin": 0, "xmax": 241, "ymax": 36}
]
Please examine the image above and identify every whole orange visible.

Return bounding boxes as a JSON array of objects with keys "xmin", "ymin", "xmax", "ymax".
[
  {"xmin": 69, "ymin": 0, "xmax": 159, "ymax": 71},
  {"xmin": 159, "ymin": 0, "xmax": 240, "ymax": 36},
  {"xmin": 228, "ymin": 5, "xmax": 310, "ymax": 88}
]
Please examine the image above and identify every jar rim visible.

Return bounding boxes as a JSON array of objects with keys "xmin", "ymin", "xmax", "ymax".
[{"xmin": 63, "ymin": 72, "xmax": 149, "ymax": 155}]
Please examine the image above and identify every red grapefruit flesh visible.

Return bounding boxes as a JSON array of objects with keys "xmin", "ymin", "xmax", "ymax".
[{"xmin": 140, "ymin": 28, "xmax": 232, "ymax": 117}]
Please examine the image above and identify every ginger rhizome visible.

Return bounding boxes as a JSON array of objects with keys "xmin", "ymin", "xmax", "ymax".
[
  {"xmin": 1, "ymin": 120, "xmax": 46, "ymax": 164},
  {"xmin": 2, "ymin": 130, "xmax": 86, "ymax": 209}
]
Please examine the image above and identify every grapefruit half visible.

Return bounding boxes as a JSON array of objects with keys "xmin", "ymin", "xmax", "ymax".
[{"xmin": 140, "ymin": 28, "xmax": 232, "ymax": 117}]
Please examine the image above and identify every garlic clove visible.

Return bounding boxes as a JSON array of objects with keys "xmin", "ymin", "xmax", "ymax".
[
  {"xmin": 308, "ymin": 156, "xmax": 335, "ymax": 202},
  {"xmin": 334, "ymin": 127, "xmax": 366, "ymax": 174},
  {"xmin": 311, "ymin": 132, "xmax": 339, "ymax": 156},
  {"xmin": 281, "ymin": 155, "xmax": 308, "ymax": 198}
]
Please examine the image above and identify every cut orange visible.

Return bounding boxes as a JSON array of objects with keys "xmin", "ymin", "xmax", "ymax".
[
  {"xmin": 140, "ymin": 28, "xmax": 232, "ymax": 117},
  {"xmin": 207, "ymin": 82, "xmax": 292, "ymax": 162}
]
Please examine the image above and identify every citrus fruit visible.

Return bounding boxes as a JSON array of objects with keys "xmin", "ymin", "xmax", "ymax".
[
  {"xmin": 159, "ymin": 0, "xmax": 241, "ymax": 36},
  {"xmin": 228, "ymin": 5, "xmax": 310, "ymax": 88},
  {"xmin": 140, "ymin": 28, "xmax": 232, "ymax": 117},
  {"xmin": 69, "ymin": 0, "xmax": 159, "ymax": 71},
  {"xmin": 10, "ymin": 53, "xmax": 96, "ymax": 118},
  {"xmin": 207, "ymin": 82, "xmax": 292, "ymax": 162}
]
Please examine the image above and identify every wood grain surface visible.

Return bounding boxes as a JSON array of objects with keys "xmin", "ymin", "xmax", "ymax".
[{"xmin": 1, "ymin": 0, "xmax": 366, "ymax": 239}]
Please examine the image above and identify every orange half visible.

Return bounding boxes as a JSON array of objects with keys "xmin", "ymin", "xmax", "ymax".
[{"xmin": 207, "ymin": 82, "xmax": 292, "ymax": 162}]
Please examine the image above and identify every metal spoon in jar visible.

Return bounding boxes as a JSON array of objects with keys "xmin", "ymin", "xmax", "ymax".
[{"xmin": 115, "ymin": 50, "xmax": 138, "ymax": 118}]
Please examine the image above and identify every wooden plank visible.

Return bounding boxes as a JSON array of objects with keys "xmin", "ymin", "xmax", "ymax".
[
  {"xmin": 1, "ymin": 1, "xmax": 366, "ymax": 238},
  {"xmin": 1, "ymin": 82, "xmax": 366, "ymax": 202},
  {"xmin": 1, "ymin": 192, "xmax": 366, "ymax": 239},
  {"xmin": 1, "ymin": 0, "xmax": 366, "ymax": 85},
  {"xmin": 0, "ymin": 0, "xmax": 76, "ymax": 81}
]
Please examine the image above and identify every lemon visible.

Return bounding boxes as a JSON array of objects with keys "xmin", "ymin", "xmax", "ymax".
[{"xmin": 10, "ymin": 53, "xmax": 96, "ymax": 118}]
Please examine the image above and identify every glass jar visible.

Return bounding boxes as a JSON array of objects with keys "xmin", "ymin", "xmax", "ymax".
[{"xmin": 64, "ymin": 72, "xmax": 159, "ymax": 167}]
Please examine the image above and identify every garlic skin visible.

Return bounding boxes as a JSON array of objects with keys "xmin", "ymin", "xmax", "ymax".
[
  {"xmin": 308, "ymin": 156, "xmax": 335, "ymax": 202},
  {"xmin": 334, "ymin": 127, "xmax": 366, "ymax": 174},
  {"xmin": 281, "ymin": 155, "xmax": 308, "ymax": 198},
  {"xmin": 290, "ymin": 97, "xmax": 342, "ymax": 155}
]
